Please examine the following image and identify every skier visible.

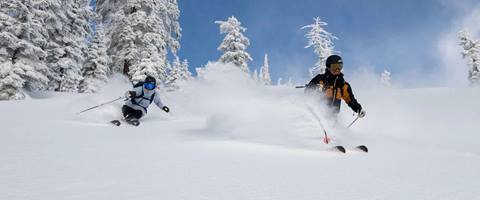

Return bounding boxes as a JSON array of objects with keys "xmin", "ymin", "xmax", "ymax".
[
  {"xmin": 115, "ymin": 76, "xmax": 170, "ymax": 126},
  {"xmin": 305, "ymin": 55, "xmax": 366, "ymax": 118}
]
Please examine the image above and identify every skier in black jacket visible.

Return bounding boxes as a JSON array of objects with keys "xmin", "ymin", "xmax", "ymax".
[{"xmin": 306, "ymin": 55, "xmax": 366, "ymax": 118}]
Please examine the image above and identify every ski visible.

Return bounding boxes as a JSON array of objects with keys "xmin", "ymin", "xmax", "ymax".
[
  {"xmin": 110, "ymin": 119, "xmax": 140, "ymax": 126},
  {"xmin": 125, "ymin": 118, "xmax": 140, "ymax": 126},
  {"xmin": 355, "ymin": 145, "xmax": 368, "ymax": 153},
  {"xmin": 333, "ymin": 145, "xmax": 346, "ymax": 153},
  {"xmin": 110, "ymin": 120, "xmax": 121, "ymax": 126},
  {"xmin": 331, "ymin": 145, "xmax": 368, "ymax": 153}
]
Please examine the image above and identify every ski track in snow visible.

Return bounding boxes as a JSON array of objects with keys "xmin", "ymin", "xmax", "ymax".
[{"xmin": 1, "ymin": 63, "xmax": 480, "ymax": 200}]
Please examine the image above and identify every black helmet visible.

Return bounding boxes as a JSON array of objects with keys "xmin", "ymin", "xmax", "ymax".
[
  {"xmin": 325, "ymin": 55, "xmax": 343, "ymax": 69},
  {"xmin": 144, "ymin": 76, "xmax": 156, "ymax": 84}
]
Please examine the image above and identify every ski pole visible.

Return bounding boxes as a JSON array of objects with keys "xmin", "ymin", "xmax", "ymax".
[
  {"xmin": 77, "ymin": 96, "xmax": 124, "ymax": 114},
  {"xmin": 322, "ymin": 128, "xmax": 330, "ymax": 144},
  {"xmin": 306, "ymin": 105, "xmax": 331, "ymax": 144},
  {"xmin": 347, "ymin": 115, "xmax": 360, "ymax": 128}
]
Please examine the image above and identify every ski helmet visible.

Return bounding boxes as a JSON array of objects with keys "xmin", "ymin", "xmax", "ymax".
[
  {"xmin": 144, "ymin": 76, "xmax": 156, "ymax": 84},
  {"xmin": 325, "ymin": 55, "xmax": 343, "ymax": 69}
]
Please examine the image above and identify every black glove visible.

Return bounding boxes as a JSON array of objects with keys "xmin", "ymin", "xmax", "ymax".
[
  {"xmin": 162, "ymin": 106, "xmax": 170, "ymax": 113},
  {"xmin": 358, "ymin": 109, "xmax": 366, "ymax": 118},
  {"xmin": 125, "ymin": 91, "xmax": 136, "ymax": 98}
]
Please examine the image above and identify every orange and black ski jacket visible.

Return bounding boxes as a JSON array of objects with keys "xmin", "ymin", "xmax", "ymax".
[{"xmin": 306, "ymin": 72, "xmax": 362, "ymax": 113}]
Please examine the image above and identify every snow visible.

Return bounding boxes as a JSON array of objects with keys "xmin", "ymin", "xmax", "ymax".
[{"xmin": 1, "ymin": 62, "xmax": 480, "ymax": 199}]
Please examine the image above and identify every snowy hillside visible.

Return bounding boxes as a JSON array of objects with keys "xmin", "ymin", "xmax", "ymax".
[{"xmin": 1, "ymin": 63, "xmax": 480, "ymax": 200}]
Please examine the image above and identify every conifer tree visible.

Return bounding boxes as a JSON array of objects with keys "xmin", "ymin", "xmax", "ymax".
[
  {"xmin": 252, "ymin": 69, "xmax": 259, "ymax": 82},
  {"xmin": 46, "ymin": 0, "xmax": 92, "ymax": 92},
  {"xmin": 260, "ymin": 54, "xmax": 272, "ymax": 85},
  {"xmin": 79, "ymin": 25, "xmax": 110, "ymax": 93},
  {"xmin": 179, "ymin": 59, "xmax": 192, "ymax": 80},
  {"xmin": 459, "ymin": 30, "xmax": 480, "ymax": 86},
  {"xmin": 165, "ymin": 56, "xmax": 182, "ymax": 89},
  {"xmin": 97, "ymin": 0, "xmax": 181, "ymax": 83},
  {"xmin": 381, "ymin": 69, "xmax": 391, "ymax": 87},
  {"xmin": 0, "ymin": 0, "xmax": 51, "ymax": 99},
  {"xmin": 215, "ymin": 16, "xmax": 252, "ymax": 73},
  {"xmin": 301, "ymin": 17, "xmax": 337, "ymax": 77}
]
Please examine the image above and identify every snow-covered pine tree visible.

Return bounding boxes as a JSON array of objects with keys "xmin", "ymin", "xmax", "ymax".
[
  {"xmin": 0, "ymin": 0, "xmax": 51, "ymax": 100},
  {"xmin": 260, "ymin": 54, "xmax": 272, "ymax": 85},
  {"xmin": 179, "ymin": 59, "xmax": 192, "ymax": 80},
  {"xmin": 287, "ymin": 77, "xmax": 293, "ymax": 87},
  {"xmin": 259, "ymin": 68, "xmax": 263, "ymax": 82},
  {"xmin": 132, "ymin": 40, "xmax": 169, "ymax": 83},
  {"xmin": 130, "ymin": 55, "xmax": 162, "ymax": 84},
  {"xmin": 0, "ymin": 63, "xmax": 25, "ymax": 100},
  {"xmin": 458, "ymin": 30, "xmax": 480, "ymax": 86},
  {"xmin": 97, "ymin": 0, "xmax": 181, "ymax": 83},
  {"xmin": 381, "ymin": 69, "xmax": 391, "ymax": 87},
  {"xmin": 252, "ymin": 69, "xmax": 259, "ymax": 82},
  {"xmin": 97, "ymin": 0, "xmax": 135, "ymax": 76},
  {"xmin": 215, "ymin": 16, "xmax": 252, "ymax": 73},
  {"xmin": 165, "ymin": 57, "xmax": 192, "ymax": 90},
  {"xmin": 79, "ymin": 24, "xmax": 110, "ymax": 93},
  {"xmin": 165, "ymin": 56, "xmax": 182, "ymax": 90},
  {"xmin": 96, "ymin": 0, "xmax": 121, "ymax": 24},
  {"xmin": 107, "ymin": 16, "xmax": 137, "ymax": 75},
  {"xmin": 301, "ymin": 17, "xmax": 337, "ymax": 77},
  {"xmin": 45, "ymin": 0, "xmax": 93, "ymax": 92},
  {"xmin": 164, "ymin": 0, "xmax": 181, "ymax": 55}
]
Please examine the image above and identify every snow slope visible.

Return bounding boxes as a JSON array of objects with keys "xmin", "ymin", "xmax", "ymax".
[{"xmin": 1, "ymin": 62, "xmax": 480, "ymax": 200}]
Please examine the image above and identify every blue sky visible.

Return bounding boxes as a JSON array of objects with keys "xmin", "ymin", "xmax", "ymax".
[{"xmin": 177, "ymin": 0, "xmax": 480, "ymax": 86}]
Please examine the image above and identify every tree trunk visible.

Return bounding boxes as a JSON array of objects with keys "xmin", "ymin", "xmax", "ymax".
[{"xmin": 123, "ymin": 60, "xmax": 130, "ymax": 78}]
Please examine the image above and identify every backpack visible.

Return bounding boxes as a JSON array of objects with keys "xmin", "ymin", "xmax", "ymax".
[{"xmin": 133, "ymin": 81, "xmax": 144, "ymax": 88}]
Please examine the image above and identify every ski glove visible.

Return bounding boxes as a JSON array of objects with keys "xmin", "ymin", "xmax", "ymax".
[
  {"xmin": 125, "ymin": 91, "xmax": 136, "ymax": 98},
  {"xmin": 358, "ymin": 109, "xmax": 366, "ymax": 118},
  {"xmin": 162, "ymin": 106, "xmax": 170, "ymax": 113}
]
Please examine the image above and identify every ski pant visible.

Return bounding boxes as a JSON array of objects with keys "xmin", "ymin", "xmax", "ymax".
[{"xmin": 122, "ymin": 105, "xmax": 143, "ymax": 120}]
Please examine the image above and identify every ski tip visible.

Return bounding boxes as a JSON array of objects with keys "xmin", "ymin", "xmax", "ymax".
[
  {"xmin": 356, "ymin": 145, "xmax": 368, "ymax": 153},
  {"xmin": 126, "ymin": 119, "xmax": 140, "ymax": 126},
  {"xmin": 334, "ymin": 145, "xmax": 346, "ymax": 153},
  {"xmin": 110, "ymin": 120, "xmax": 121, "ymax": 126}
]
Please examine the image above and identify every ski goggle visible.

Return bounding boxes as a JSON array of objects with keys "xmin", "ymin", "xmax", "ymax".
[
  {"xmin": 143, "ymin": 82, "xmax": 156, "ymax": 90},
  {"xmin": 330, "ymin": 63, "xmax": 343, "ymax": 71}
]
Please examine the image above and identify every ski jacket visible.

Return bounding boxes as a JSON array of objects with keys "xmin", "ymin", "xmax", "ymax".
[
  {"xmin": 124, "ymin": 85, "xmax": 165, "ymax": 116},
  {"xmin": 306, "ymin": 71, "xmax": 362, "ymax": 113}
]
